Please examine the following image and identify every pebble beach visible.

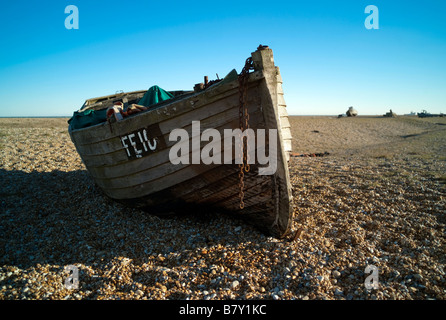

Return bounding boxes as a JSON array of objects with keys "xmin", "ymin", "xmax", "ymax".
[{"xmin": 1, "ymin": 115, "xmax": 445, "ymax": 300}]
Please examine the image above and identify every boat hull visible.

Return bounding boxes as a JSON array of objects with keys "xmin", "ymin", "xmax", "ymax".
[{"xmin": 69, "ymin": 47, "xmax": 294, "ymax": 238}]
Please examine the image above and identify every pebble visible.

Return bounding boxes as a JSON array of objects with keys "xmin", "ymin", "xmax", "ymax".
[
  {"xmin": 231, "ymin": 281, "xmax": 239, "ymax": 289},
  {"xmin": 413, "ymin": 274, "xmax": 423, "ymax": 281},
  {"xmin": 136, "ymin": 290, "xmax": 144, "ymax": 296},
  {"xmin": 334, "ymin": 288, "xmax": 344, "ymax": 296}
]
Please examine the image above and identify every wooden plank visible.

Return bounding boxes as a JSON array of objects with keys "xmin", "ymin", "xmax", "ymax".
[
  {"xmin": 278, "ymin": 105, "xmax": 289, "ymax": 117},
  {"xmin": 193, "ymin": 171, "xmax": 271, "ymax": 207},
  {"xmin": 103, "ymin": 162, "xmax": 220, "ymax": 199},
  {"xmin": 87, "ymin": 111, "xmax": 261, "ymax": 180},
  {"xmin": 275, "ymin": 67, "xmax": 283, "ymax": 83},
  {"xmin": 89, "ymin": 110, "xmax": 265, "ymax": 185},
  {"xmin": 278, "ymin": 93, "xmax": 287, "ymax": 107},
  {"xmin": 281, "ymin": 127, "xmax": 292, "ymax": 139},
  {"xmin": 81, "ymin": 102, "xmax": 264, "ymax": 174},
  {"xmin": 279, "ymin": 116, "xmax": 290, "ymax": 129},
  {"xmin": 171, "ymin": 164, "xmax": 240, "ymax": 201},
  {"xmin": 208, "ymin": 173, "xmax": 273, "ymax": 211},
  {"xmin": 283, "ymin": 139, "xmax": 292, "ymax": 153}
]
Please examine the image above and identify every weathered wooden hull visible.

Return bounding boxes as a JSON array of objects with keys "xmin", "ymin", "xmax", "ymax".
[{"xmin": 69, "ymin": 47, "xmax": 294, "ymax": 238}]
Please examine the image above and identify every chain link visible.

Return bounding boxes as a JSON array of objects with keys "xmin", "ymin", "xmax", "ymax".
[{"xmin": 238, "ymin": 57, "xmax": 254, "ymax": 209}]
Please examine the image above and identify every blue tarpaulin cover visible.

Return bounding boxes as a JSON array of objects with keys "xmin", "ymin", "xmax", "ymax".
[
  {"xmin": 138, "ymin": 85, "xmax": 174, "ymax": 107},
  {"xmin": 68, "ymin": 108, "xmax": 108, "ymax": 130}
]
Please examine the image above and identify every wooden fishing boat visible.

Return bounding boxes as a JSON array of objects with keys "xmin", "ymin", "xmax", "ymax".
[{"xmin": 68, "ymin": 46, "xmax": 294, "ymax": 238}]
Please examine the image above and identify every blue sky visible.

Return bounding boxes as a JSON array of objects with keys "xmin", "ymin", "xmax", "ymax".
[{"xmin": 0, "ymin": 0, "xmax": 445, "ymax": 116}]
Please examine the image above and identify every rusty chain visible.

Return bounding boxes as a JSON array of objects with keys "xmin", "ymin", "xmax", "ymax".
[{"xmin": 237, "ymin": 57, "xmax": 254, "ymax": 209}]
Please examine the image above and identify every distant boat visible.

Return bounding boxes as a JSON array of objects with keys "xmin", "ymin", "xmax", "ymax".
[
  {"xmin": 383, "ymin": 109, "xmax": 397, "ymax": 117},
  {"xmin": 417, "ymin": 110, "xmax": 444, "ymax": 118},
  {"xmin": 346, "ymin": 106, "xmax": 358, "ymax": 117},
  {"xmin": 68, "ymin": 46, "xmax": 294, "ymax": 238}
]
